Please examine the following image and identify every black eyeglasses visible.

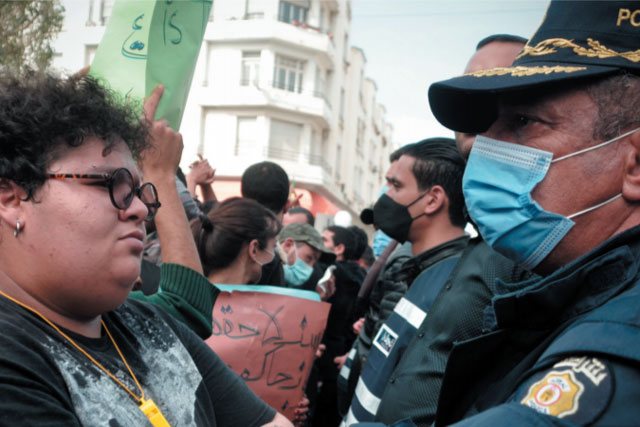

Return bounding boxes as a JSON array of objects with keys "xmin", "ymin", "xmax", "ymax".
[{"xmin": 47, "ymin": 168, "xmax": 161, "ymax": 221}]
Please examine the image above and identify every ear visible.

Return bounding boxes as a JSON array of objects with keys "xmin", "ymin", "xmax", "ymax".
[
  {"xmin": 247, "ymin": 239, "xmax": 260, "ymax": 261},
  {"xmin": 422, "ymin": 185, "xmax": 446, "ymax": 215},
  {"xmin": 0, "ymin": 179, "xmax": 27, "ymax": 230},
  {"xmin": 334, "ymin": 243, "xmax": 345, "ymax": 258},
  {"xmin": 281, "ymin": 237, "xmax": 296, "ymax": 265},
  {"xmin": 622, "ymin": 131, "xmax": 640, "ymax": 202}
]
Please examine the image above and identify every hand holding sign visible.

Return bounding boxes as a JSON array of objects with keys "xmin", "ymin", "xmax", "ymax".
[{"xmin": 90, "ymin": 0, "xmax": 212, "ymax": 129}]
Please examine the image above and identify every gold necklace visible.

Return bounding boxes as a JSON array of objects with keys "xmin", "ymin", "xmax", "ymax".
[{"xmin": 0, "ymin": 289, "xmax": 171, "ymax": 427}]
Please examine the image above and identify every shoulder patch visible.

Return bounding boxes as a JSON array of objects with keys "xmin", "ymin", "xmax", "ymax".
[
  {"xmin": 516, "ymin": 356, "xmax": 613, "ymax": 425},
  {"xmin": 373, "ymin": 324, "xmax": 398, "ymax": 357}
]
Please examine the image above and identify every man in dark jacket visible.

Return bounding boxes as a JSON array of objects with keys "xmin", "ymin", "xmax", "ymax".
[
  {"xmin": 427, "ymin": 2, "xmax": 640, "ymax": 424},
  {"xmin": 313, "ymin": 225, "xmax": 367, "ymax": 427},
  {"xmin": 375, "ymin": 2, "xmax": 640, "ymax": 426},
  {"xmin": 341, "ymin": 137, "xmax": 469, "ymax": 425},
  {"xmin": 370, "ymin": 34, "xmax": 532, "ymax": 427},
  {"xmin": 241, "ymin": 161, "xmax": 290, "ymax": 286}
]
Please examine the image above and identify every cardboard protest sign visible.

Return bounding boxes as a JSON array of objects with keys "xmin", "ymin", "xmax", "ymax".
[
  {"xmin": 90, "ymin": 0, "xmax": 212, "ymax": 129},
  {"xmin": 205, "ymin": 287, "xmax": 330, "ymax": 421}
]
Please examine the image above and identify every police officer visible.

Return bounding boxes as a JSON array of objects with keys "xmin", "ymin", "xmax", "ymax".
[{"xmin": 424, "ymin": 1, "xmax": 640, "ymax": 425}]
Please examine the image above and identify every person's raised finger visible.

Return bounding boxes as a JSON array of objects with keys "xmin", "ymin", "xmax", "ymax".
[
  {"xmin": 143, "ymin": 84, "xmax": 165, "ymax": 121},
  {"xmin": 71, "ymin": 65, "xmax": 90, "ymax": 79}
]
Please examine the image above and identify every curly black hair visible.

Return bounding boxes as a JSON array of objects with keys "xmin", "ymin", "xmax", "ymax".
[{"xmin": 0, "ymin": 70, "xmax": 150, "ymax": 200}]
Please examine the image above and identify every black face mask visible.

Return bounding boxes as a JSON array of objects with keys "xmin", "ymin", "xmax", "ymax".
[{"xmin": 372, "ymin": 192, "xmax": 427, "ymax": 243}]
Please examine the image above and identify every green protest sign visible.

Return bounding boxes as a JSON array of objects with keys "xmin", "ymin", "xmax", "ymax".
[{"xmin": 90, "ymin": 0, "xmax": 212, "ymax": 129}]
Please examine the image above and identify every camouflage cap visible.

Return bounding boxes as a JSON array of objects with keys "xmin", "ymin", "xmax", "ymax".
[{"xmin": 279, "ymin": 223, "xmax": 336, "ymax": 263}]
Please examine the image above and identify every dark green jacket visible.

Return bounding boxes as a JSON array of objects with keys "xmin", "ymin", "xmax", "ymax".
[{"xmin": 129, "ymin": 263, "xmax": 219, "ymax": 339}]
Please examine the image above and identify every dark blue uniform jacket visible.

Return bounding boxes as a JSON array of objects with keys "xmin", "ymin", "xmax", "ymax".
[{"xmin": 434, "ymin": 225, "xmax": 640, "ymax": 426}]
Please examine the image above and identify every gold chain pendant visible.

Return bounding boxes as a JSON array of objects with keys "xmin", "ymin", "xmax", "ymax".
[{"xmin": 139, "ymin": 398, "xmax": 171, "ymax": 427}]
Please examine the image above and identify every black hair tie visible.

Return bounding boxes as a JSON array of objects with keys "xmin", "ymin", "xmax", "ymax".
[{"xmin": 200, "ymin": 215, "xmax": 214, "ymax": 232}]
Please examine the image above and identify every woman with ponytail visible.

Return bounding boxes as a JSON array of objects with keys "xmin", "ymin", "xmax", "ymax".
[{"xmin": 192, "ymin": 197, "xmax": 281, "ymax": 285}]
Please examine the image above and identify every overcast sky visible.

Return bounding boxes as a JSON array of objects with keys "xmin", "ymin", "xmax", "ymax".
[{"xmin": 351, "ymin": 0, "xmax": 549, "ymax": 146}]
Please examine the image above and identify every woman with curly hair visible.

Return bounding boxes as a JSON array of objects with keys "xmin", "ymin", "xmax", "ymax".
[{"xmin": 0, "ymin": 71, "xmax": 290, "ymax": 426}]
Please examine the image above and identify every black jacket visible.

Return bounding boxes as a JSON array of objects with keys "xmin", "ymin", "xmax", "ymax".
[{"xmin": 323, "ymin": 260, "xmax": 367, "ymax": 355}]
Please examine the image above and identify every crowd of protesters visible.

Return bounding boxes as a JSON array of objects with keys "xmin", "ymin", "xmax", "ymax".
[{"xmin": 2, "ymin": 1, "xmax": 640, "ymax": 426}]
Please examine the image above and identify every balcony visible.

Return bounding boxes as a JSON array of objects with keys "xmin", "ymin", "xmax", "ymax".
[
  {"xmin": 195, "ymin": 80, "xmax": 332, "ymax": 128},
  {"xmin": 234, "ymin": 142, "xmax": 331, "ymax": 182},
  {"xmin": 204, "ymin": 19, "xmax": 335, "ymax": 67}
]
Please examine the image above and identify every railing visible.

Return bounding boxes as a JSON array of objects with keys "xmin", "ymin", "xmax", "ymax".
[
  {"xmin": 244, "ymin": 80, "xmax": 331, "ymax": 105},
  {"xmin": 239, "ymin": 78, "xmax": 260, "ymax": 87},
  {"xmin": 235, "ymin": 142, "xmax": 332, "ymax": 174},
  {"xmin": 244, "ymin": 12, "xmax": 265, "ymax": 20},
  {"xmin": 222, "ymin": 10, "xmax": 334, "ymax": 41}
]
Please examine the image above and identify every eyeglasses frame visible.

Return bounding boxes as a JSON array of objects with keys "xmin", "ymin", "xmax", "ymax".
[{"xmin": 47, "ymin": 168, "xmax": 161, "ymax": 221}]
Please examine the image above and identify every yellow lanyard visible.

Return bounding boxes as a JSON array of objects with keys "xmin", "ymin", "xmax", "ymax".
[{"xmin": 0, "ymin": 290, "xmax": 171, "ymax": 427}]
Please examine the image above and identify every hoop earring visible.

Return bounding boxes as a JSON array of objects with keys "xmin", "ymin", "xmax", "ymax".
[{"xmin": 14, "ymin": 219, "xmax": 20, "ymax": 238}]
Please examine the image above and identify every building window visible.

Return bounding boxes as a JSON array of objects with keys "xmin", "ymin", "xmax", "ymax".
[
  {"xmin": 100, "ymin": 0, "xmax": 114, "ymax": 25},
  {"xmin": 269, "ymin": 119, "xmax": 302, "ymax": 161},
  {"xmin": 245, "ymin": 0, "xmax": 265, "ymax": 19},
  {"xmin": 273, "ymin": 56, "xmax": 304, "ymax": 93},
  {"xmin": 85, "ymin": 45, "xmax": 97, "ymax": 66},
  {"xmin": 339, "ymin": 88, "xmax": 345, "ymax": 124},
  {"xmin": 241, "ymin": 51, "xmax": 260, "ymax": 86},
  {"xmin": 370, "ymin": 139, "xmax": 377, "ymax": 163},
  {"xmin": 314, "ymin": 66, "xmax": 326, "ymax": 99},
  {"xmin": 203, "ymin": 43, "xmax": 215, "ymax": 87},
  {"xmin": 356, "ymin": 119, "xmax": 365, "ymax": 154},
  {"xmin": 354, "ymin": 166, "xmax": 363, "ymax": 198},
  {"xmin": 310, "ymin": 129, "xmax": 322, "ymax": 166},
  {"xmin": 335, "ymin": 144, "xmax": 342, "ymax": 181},
  {"xmin": 278, "ymin": 1, "xmax": 308, "ymax": 24},
  {"xmin": 236, "ymin": 117, "xmax": 257, "ymax": 155},
  {"xmin": 319, "ymin": 7, "xmax": 325, "ymax": 32},
  {"xmin": 368, "ymin": 182, "xmax": 375, "ymax": 204},
  {"xmin": 343, "ymin": 33, "xmax": 349, "ymax": 63},
  {"xmin": 87, "ymin": 0, "xmax": 96, "ymax": 26},
  {"xmin": 359, "ymin": 71, "xmax": 365, "ymax": 109}
]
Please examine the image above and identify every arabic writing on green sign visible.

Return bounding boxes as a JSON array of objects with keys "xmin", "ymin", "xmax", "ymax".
[{"xmin": 91, "ymin": 0, "xmax": 212, "ymax": 130}]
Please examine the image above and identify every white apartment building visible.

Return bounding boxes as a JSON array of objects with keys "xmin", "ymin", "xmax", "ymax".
[{"xmin": 52, "ymin": 0, "xmax": 394, "ymax": 222}]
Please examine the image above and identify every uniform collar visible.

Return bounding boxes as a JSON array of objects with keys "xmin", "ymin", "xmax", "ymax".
[
  {"xmin": 484, "ymin": 225, "xmax": 640, "ymax": 331},
  {"xmin": 396, "ymin": 235, "xmax": 469, "ymax": 282}
]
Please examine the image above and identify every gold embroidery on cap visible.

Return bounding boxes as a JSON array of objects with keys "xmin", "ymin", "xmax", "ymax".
[
  {"xmin": 466, "ymin": 65, "xmax": 586, "ymax": 78},
  {"xmin": 516, "ymin": 38, "xmax": 640, "ymax": 63}
]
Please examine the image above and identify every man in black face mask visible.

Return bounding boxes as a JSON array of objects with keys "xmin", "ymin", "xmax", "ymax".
[
  {"xmin": 337, "ymin": 137, "xmax": 469, "ymax": 423},
  {"xmin": 365, "ymin": 34, "xmax": 534, "ymax": 427}
]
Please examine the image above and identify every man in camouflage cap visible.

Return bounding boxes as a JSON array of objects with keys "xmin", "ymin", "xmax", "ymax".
[{"xmin": 278, "ymin": 223, "xmax": 335, "ymax": 289}]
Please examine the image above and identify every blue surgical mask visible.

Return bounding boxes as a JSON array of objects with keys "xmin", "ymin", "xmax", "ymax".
[
  {"xmin": 283, "ymin": 246, "xmax": 314, "ymax": 287},
  {"xmin": 373, "ymin": 229, "xmax": 392, "ymax": 257},
  {"xmin": 284, "ymin": 258, "xmax": 313, "ymax": 287},
  {"xmin": 462, "ymin": 129, "xmax": 637, "ymax": 270},
  {"xmin": 372, "ymin": 186, "xmax": 393, "ymax": 256}
]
